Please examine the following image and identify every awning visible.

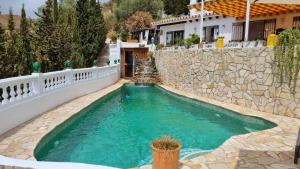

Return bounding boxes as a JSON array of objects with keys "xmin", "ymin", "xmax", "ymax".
[
  {"xmin": 188, "ymin": 0, "xmax": 300, "ymax": 19},
  {"xmin": 256, "ymin": 0, "xmax": 300, "ymax": 4}
]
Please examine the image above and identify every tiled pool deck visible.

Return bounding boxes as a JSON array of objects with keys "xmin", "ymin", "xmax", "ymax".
[{"xmin": 0, "ymin": 80, "xmax": 300, "ymax": 169}]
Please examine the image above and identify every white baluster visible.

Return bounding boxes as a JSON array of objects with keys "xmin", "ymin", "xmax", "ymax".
[
  {"xmin": 58, "ymin": 76, "xmax": 62, "ymax": 87},
  {"xmin": 9, "ymin": 85, "xmax": 15, "ymax": 102},
  {"xmin": 52, "ymin": 77, "xmax": 56, "ymax": 89},
  {"xmin": 16, "ymin": 84, "xmax": 22, "ymax": 100},
  {"xmin": 28, "ymin": 82, "xmax": 33, "ymax": 96},
  {"xmin": 50, "ymin": 78, "xmax": 54, "ymax": 90},
  {"xmin": 2, "ymin": 87, "xmax": 9, "ymax": 105},
  {"xmin": 23, "ymin": 82, "xmax": 29, "ymax": 98},
  {"xmin": 55, "ymin": 77, "xmax": 59, "ymax": 88},
  {"xmin": 44, "ymin": 79, "xmax": 48, "ymax": 91}
]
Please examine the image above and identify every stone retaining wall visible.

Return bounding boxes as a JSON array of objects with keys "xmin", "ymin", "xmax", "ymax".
[{"xmin": 154, "ymin": 47, "xmax": 300, "ymax": 118}]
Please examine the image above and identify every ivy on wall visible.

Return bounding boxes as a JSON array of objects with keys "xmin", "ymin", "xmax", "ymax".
[{"xmin": 275, "ymin": 29, "xmax": 300, "ymax": 94}]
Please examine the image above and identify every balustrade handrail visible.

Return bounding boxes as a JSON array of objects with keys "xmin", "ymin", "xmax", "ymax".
[
  {"xmin": 0, "ymin": 64, "xmax": 120, "ymax": 107},
  {"xmin": 0, "ymin": 75, "xmax": 36, "ymax": 84}
]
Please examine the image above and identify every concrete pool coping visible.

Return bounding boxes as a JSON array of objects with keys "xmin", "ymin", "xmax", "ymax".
[{"xmin": 0, "ymin": 80, "xmax": 299, "ymax": 169}]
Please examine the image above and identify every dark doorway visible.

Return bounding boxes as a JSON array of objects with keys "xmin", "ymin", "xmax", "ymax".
[
  {"xmin": 125, "ymin": 51, "xmax": 133, "ymax": 77},
  {"xmin": 203, "ymin": 26, "xmax": 219, "ymax": 43}
]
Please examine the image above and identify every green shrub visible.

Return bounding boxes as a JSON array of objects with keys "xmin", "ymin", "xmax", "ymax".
[
  {"xmin": 184, "ymin": 34, "xmax": 200, "ymax": 48},
  {"xmin": 275, "ymin": 29, "xmax": 300, "ymax": 94}
]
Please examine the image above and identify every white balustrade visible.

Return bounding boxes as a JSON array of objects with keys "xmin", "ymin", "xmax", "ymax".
[
  {"xmin": 0, "ymin": 75, "xmax": 37, "ymax": 106},
  {"xmin": 73, "ymin": 67, "xmax": 97, "ymax": 83},
  {"xmin": 42, "ymin": 71, "xmax": 69, "ymax": 92},
  {"xmin": 0, "ymin": 65, "xmax": 121, "ymax": 107}
]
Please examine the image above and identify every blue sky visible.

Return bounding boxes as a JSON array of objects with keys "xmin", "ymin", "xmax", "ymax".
[{"xmin": 0, "ymin": 0, "xmax": 109, "ymax": 18}]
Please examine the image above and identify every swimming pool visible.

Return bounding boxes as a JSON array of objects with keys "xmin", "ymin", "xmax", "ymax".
[{"xmin": 35, "ymin": 84, "xmax": 276, "ymax": 168}]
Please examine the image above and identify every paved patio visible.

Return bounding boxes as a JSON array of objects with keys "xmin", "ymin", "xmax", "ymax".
[{"xmin": 0, "ymin": 80, "xmax": 299, "ymax": 169}]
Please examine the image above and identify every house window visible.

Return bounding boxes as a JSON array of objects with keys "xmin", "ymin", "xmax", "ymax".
[
  {"xmin": 293, "ymin": 16, "xmax": 300, "ymax": 29},
  {"xmin": 264, "ymin": 19, "xmax": 276, "ymax": 39},
  {"xmin": 232, "ymin": 23, "xmax": 244, "ymax": 41},
  {"xmin": 166, "ymin": 30, "xmax": 184, "ymax": 46}
]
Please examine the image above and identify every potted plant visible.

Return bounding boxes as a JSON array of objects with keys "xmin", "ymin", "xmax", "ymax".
[{"xmin": 151, "ymin": 136, "xmax": 181, "ymax": 169}]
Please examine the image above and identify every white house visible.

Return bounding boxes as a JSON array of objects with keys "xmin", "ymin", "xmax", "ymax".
[
  {"xmin": 153, "ymin": 0, "xmax": 300, "ymax": 47},
  {"xmin": 153, "ymin": 0, "xmax": 236, "ymax": 46}
]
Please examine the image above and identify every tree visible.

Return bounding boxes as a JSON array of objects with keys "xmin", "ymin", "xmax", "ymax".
[
  {"xmin": 8, "ymin": 9, "xmax": 15, "ymax": 32},
  {"xmin": 34, "ymin": 0, "xmax": 54, "ymax": 72},
  {"xmin": 6, "ymin": 8, "xmax": 18, "ymax": 77},
  {"xmin": 162, "ymin": 0, "xmax": 189, "ymax": 16},
  {"xmin": 0, "ymin": 23, "xmax": 7, "ymax": 79},
  {"xmin": 126, "ymin": 11, "xmax": 153, "ymax": 32},
  {"xmin": 58, "ymin": 0, "xmax": 84, "ymax": 68},
  {"xmin": 114, "ymin": 0, "xmax": 163, "ymax": 20},
  {"xmin": 17, "ymin": 4, "xmax": 32, "ymax": 75},
  {"xmin": 76, "ymin": 0, "xmax": 107, "ymax": 67},
  {"xmin": 53, "ymin": 0, "xmax": 59, "ymax": 23},
  {"xmin": 34, "ymin": 0, "xmax": 75, "ymax": 72}
]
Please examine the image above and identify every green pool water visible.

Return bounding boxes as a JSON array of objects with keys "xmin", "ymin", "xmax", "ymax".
[{"xmin": 35, "ymin": 84, "xmax": 276, "ymax": 168}]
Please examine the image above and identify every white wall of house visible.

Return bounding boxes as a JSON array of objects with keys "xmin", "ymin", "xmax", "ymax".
[
  {"xmin": 158, "ymin": 16, "xmax": 235, "ymax": 45},
  {"xmin": 190, "ymin": 9, "xmax": 201, "ymax": 16},
  {"xmin": 109, "ymin": 43, "xmax": 121, "ymax": 64},
  {"xmin": 159, "ymin": 23, "xmax": 185, "ymax": 46}
]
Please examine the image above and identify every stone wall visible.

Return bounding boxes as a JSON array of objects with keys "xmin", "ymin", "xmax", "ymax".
[{"xmin": 154, "ymin": 47, "xmax": 300, "ymax": 118}]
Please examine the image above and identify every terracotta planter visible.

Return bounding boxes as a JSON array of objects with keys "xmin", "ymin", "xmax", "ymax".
[{"xmin": 151, "ymin": 143, "xmax": 181, "ymax": 169}]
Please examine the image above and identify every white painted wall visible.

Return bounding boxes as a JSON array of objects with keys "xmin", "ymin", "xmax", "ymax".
[
  {"xmin": 0, "ymin": 65, "xmax": 120, "ymax": 135},
  {"xmin": 158, "ymin": 17, "xmax": 235, "ymax": 45},
  {"xmin": 190, "ymin": 17, "xmax": 235, "ymax": 43},
  {"xmin": 159, "ymin": 24, "xmax": 185, "ymax": 46},
  {"xmin": 109, "ymin": 43, "xmax": 121, "ymax": 65}
]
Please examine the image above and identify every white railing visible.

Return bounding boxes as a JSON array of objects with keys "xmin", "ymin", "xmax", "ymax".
[
  {"xmin": 0, "ymin": 75, "xmax": 37, "ymax": 105},
  {"xmin": 0, "ymin": 65, "xmax": 120, "ymax": 107},
  {"xmin": 0, "ymin": 64, "xmax": 120, "ymax": 135}
]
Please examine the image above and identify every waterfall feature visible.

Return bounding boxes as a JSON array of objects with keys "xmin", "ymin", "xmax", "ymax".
[{"xmin": 133, "ymin": 56, "xmax": 160, "ymax": 84}]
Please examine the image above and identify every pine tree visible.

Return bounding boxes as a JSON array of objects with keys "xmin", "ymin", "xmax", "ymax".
[
  {"xmin": 18, "ymin": 4, "xmax": 32, "ymax": 75},
  {"xmin": 76, "ymin": 0, "xmax": 107, "ymax": 67},
  {"xmin": 8, "ymin": 9, "xmax": 15, "ymax": 32},
  {"xmin": 95, "ymin": 0, "xmax": 107, "ymax": 56},
  {"xmin": 162, "ymin": 0, "xmax": 189, "ymax": 16},
  {"xmin": 0, "ymin": 24, "xmax": 6, "ymax": 79},
  {"xmin": 6, "ymin": 8, "xmax": 18, "ymax": 77},
  {"xmin": 87, "ymin": 0, "xmax": 107, "ymax": 66},
  {"xmin": 59, "ymin": 0, "xmax": 85, "ymax": 68},
  {"xmin": 76, "ymin": 0, "xmax": 92, "ymax": 67},
  {"xmin": 34, "ymin": 0, "xmax": 55, "ymax": 72},
  {"xmin": 53, "ymin": 0, "xmax": 59, "ymax": 23}
]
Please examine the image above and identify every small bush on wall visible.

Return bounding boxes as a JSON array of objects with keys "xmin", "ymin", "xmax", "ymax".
[{"xmin": 274, "ymin": 29, "xmax": 300, "ymax": 95}]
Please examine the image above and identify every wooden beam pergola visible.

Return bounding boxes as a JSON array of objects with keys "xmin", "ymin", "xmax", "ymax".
[
  {"xmin": 188, "ymin": 0, "xmax": 300, "ymax": 41},
  {"xmin": 188, "ymin": 0, "xmax": 300, "ymax": 19}
]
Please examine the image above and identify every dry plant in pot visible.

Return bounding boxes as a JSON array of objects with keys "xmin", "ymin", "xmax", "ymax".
[{"xmin": 151, "ymin": 136, "xmax": 181, "ymax": 169}]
